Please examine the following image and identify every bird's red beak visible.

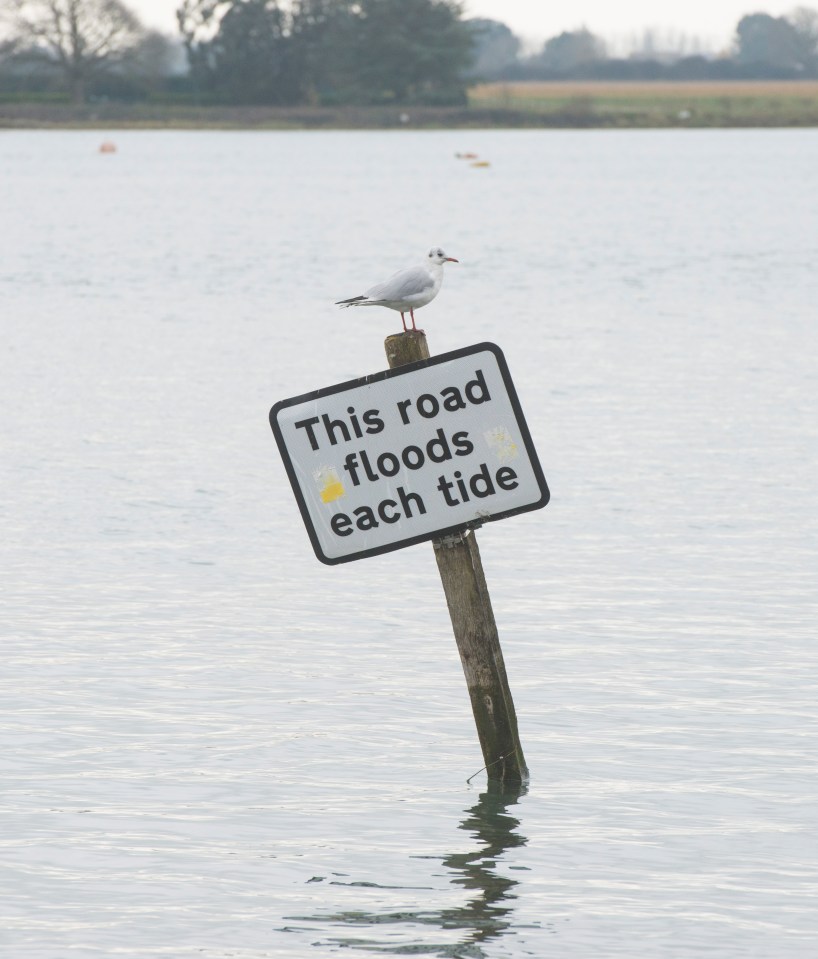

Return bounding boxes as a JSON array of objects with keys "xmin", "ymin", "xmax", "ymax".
[{"xmin": 445, "ymin": 257, "xmax": 459, "ymax": 263}]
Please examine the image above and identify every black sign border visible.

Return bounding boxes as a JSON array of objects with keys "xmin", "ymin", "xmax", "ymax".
[{"xmin": 270, "ymin": 342, "xmax": 549, "ymax": 565}]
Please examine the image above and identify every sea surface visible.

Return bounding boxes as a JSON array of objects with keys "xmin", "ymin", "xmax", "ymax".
[{"xmin": 2, "ymin": 128, "xmax": 817, "ymax": 958}]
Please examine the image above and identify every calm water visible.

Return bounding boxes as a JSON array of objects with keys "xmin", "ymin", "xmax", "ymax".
[{"xmin": 2, "ymin": 128, "xmax": 817, "ymax": 958}]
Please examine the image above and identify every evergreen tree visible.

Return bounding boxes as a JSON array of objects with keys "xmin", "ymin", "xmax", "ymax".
[{"xmin": 209, "ymin": 0, "xmax": 295, "ymax": 103}]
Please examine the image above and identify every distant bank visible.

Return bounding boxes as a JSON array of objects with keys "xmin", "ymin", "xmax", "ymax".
[{"xmin": 3, "ymin": 81, "xmax": 818, "ymax": 129}]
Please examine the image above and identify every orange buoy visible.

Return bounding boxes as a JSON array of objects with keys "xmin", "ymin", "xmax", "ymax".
[{"xmin": 99, "ymin": 141, "xmax": 117, "ymax": 154}]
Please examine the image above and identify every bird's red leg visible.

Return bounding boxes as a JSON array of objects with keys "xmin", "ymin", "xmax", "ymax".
[
  {"xmin": 400, "ymin": 312, "xmax": 408, "ymax": 331},
  {"xmin": 410, "ymin": 310, "xmax": 417, "ymax": 331}
]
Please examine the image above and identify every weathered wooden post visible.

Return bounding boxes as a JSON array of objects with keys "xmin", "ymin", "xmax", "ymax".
[
  {"xmin": 385, "ymin": 330, "xmax": 529, "ymax": 784},
  {"xmin": 272, "ymin": 330, "xmax": 547, "ymax": 785}
]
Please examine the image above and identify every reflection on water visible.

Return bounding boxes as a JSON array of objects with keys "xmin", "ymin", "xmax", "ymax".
[
  {"xmin": 440, "ymin": 781, "xmax": 528, "ymax": 953},
  {"xmin": 295, "ymin": 782, "xmax": 528, "ymax": 956}
]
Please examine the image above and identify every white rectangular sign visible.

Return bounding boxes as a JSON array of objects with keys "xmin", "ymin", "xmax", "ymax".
[{"xmin": 270, "ymin": 342, "xmax": 549, "ymax": 564}]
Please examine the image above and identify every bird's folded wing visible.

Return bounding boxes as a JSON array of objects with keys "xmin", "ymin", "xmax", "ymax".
[{"xmin": 366, "ymin": 266, "xmax": 432, "ymax": 302}]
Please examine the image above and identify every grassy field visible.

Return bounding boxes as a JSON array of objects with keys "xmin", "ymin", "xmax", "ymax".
[
  {"xmin": 468, "ymin": 80, "xmax": 818, "ymax": 127},
  {"xmin": 2, "ymin": 81, "xmax": 818, "ymax": 128}
]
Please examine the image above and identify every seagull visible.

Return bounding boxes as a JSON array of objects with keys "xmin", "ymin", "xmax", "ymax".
[{"xmin": 335, "ymin": 247, "xmax": 459, "ymax": 332}]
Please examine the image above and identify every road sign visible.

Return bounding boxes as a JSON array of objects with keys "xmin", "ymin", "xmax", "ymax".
[{"xmin": 270, "ymin": 342, "xmax": 549, "ymax": 565}]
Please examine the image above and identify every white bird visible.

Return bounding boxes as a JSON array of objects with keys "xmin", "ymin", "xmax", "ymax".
[{"xmin": 335, "ymin": 247, "xmax": 459, "ymax": 332}]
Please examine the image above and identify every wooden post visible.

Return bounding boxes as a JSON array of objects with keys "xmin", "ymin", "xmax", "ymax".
[{"xmin": 384, "ymin": 330, "xmax": 529, "ymax": 784}]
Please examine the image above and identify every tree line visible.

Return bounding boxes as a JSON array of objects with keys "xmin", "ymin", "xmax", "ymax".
[
  {"xmin": 178, "ymin": 0, "xmax": 471, "ymax": 105},
  {"xmin": 471, "ymin": 8, "xmax": 818, "ymax": 82},
  {"xmin": 1, "ymin": 0, "xmax": 817, "ymax": 106}
]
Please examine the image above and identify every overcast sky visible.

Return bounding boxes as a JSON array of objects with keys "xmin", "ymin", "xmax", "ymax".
[{"xmin": 134, "ymin": 0, "xmax": 800, "ymax": 52}]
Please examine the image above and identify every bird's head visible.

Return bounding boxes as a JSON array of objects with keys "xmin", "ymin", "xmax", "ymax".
[{"xmin": 428, "ymin": 247, "xmax": 458, "ymax": 265}]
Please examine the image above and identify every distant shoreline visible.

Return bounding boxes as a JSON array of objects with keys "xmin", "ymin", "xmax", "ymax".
[{"xmin": 3, "ymin": 81, "xmax": 818, "ymax": 129}]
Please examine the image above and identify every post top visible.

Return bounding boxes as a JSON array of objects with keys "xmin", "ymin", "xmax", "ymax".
[{"xmin": 384, "ymin": 330, "xmax": 430, "ymax": 368}]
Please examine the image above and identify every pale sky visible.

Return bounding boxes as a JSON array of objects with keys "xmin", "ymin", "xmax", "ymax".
[{"xmin": 134, "ymin": 0, "xmax": 801, "ymax": 53}]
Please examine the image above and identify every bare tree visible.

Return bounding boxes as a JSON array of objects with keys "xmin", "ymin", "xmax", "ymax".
[
  {"xmin": 9, "ymin": 0, "xmax": 145, "ymax": 102},
  {"xmin": 627, "ymin": 28, "xmax": 710, "ymax": 62},
  {"xmin": 175, "ymin": 0, "xmax": 229, "ymax": 93}
]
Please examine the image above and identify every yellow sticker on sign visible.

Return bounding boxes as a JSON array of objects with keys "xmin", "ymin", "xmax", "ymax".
[{"xmin": 315, "ymin": 467, "xmax": 345, "ymax": 503}]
